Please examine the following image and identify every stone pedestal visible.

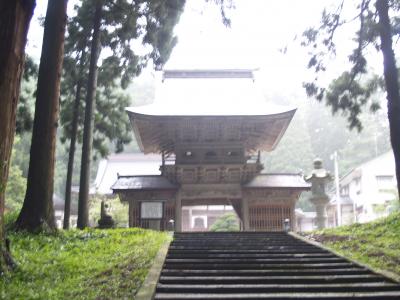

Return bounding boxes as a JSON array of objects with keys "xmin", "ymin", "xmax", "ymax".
[
  {"xmin": 98, "ymin": 201, "xmax": 115, "ymax": 229},
  {"xmin": 310, "ymin": 196, "xmax": 330, "ymax": 229},
  {"xmin": 305, "ymin": 158, "xmax": 332, "ymax": 230}
]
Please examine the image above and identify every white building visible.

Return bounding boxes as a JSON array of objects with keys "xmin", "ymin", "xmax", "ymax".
[
  {"xmin": 93, "ymin": 152, "xmax": 162, "ymax": 195},
  {"xmin": 332, "ymin": 151, "xmax": 398, "ymax": 224},
  {"xmin": 295, "ymin": 209, "xmax": 316, "ymax": 231}
]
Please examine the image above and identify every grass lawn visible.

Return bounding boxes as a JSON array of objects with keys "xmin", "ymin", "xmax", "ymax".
[
  {"xmin": 302, "ymin": 211, "xmax": 400, "ymax": 279},
  {"xmin": 1, "ymin": 228, "xmax": 171, "ymax": 299}
]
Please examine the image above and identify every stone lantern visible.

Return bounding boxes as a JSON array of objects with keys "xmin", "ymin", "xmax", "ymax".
[
  {"xmin": 98, "ymin": 200, "xmax": 115, "ymax": 229},
  {"xmin": 305, "ymin": 158, "xmax": 332, "ymax": 229}
]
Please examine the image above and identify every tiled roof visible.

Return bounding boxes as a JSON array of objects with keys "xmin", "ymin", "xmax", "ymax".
[
  {"xmin": 94, "ymin": 153, "xmax": 161, "ymax": 194},
  {"xmin": 127, "ymin": 69, "xmax": 295, "ymax": 116},
  {"xmin": 244, "ymin": 173, "xmax": 310, "ymax": 189},
  {"xmin": 111, "ymin": 175, "xmax": 177, "ymax": 191}
]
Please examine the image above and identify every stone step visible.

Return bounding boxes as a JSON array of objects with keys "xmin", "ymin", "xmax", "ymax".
[
  {"xmin": 172, "ymin": 237, "xmax": 305, "ymax": 241},
  {"xmin": 160, "ymin": 268, "xmax": 372, "ymax": 276},
  {"xmin": 153, "ymin": 232, "xmax": 400, "ymax": 299},
  {"xmin": 173, "ymin": 232, "xmax": 288, "ymax": 236},
  {"xmin": 167, "ymin": 253, "xmax": 336, "ymax": 259},
  {"xmin": 167, "ymin": 249, "xmax": 329, "ymax": 254},
  {"xmin": 171, "ymin": 240, "xmax": 309, "ymax": 244},
  {"xmin": 168, "ymin": 246, "xmax": 323, "ymax": 251},
  {"xmin": 154, "ymin": 291, "xmax": 400, "ymax": 299},
  {"xmin": 158, "ymin": 274, "xmax": 385, "ymax": 284},
  {"xmin": 163, "ymin": 262, "xmax": 355, "ymax": 270},
  {"xmin": 164, "ymin": 257, "xmax": 347, "ymax": 264},
  {"xmin": 156, "ymin": 282, "xmax": 400, "ymax": 293}
]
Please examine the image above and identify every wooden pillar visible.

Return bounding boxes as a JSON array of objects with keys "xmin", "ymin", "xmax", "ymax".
[
  {"xmin": 175, "ymin": 192, "xmax": 182, "ymax": 232},
  {"xmin": 128, "ymin": 201, "xmax": 134, "ymax": 227},
  {"xmin": 290, "ymin": 201, "xmax": 296, "ymax": 231},
  {"xmin": 241, "ymin": 198, "xmax": 250, "ymax": 231}
]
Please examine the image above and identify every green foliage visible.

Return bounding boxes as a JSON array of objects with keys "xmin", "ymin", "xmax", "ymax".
[
  {"xmin": 388, "ymin": 190, "xmax": 400, "ymax": 213},
  {"xmin": 301, "ymin": 0, "xmax": 390, "ymax": 131},
  {"xmin": 16, "ymin": 55, "xmax": 38, "ymax": 134},
  {"xmin": 261, "ymin": 89, "xmax": 390, "ymax": 183},
  {"xmin": 206, "ymin": 0, "xmax": 234, "ymax": 27},
  {"xmin": 92, "ymin": 86, "xmax": 132, "ymax": 156},
  {"xmin": 304, "ymin": 100, "xmax": 390, "ymax": 174},
  {"xmin": 0, "ymin": 228, "xmax": 170, "ymax": 299},
  {"xmin": 4, "ymin": 211, "xmax": 19, "ymax": 232},
  {"xmin": 5, "ymin": 137, "xmax": 27, "ymax": 213},
  {"xmin": 10, "ymin": 132, "xmax": 32, "ymax": 177},
  {"xmin": 89, "ymin": 195, "xmax": 128, "ymax": 227},
  {"xmin": 60, "ymin": 0, "xmax": 186, "ymax": 158},
  {"xmin": 210, "ymin": 212, "xmax": 240, "ymax": 232},
  {"xmin": 5, "ymin": 165, "xmax": 26, "ymax": 213},
  {"xmin": 306, "ymin": 212, "xmax": 400, "ymax": 277}
]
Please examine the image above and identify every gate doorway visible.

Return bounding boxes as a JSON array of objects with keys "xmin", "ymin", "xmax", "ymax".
[{"xmin": 181, "ymin": 205, "xmax": 240, "ymax": 232}]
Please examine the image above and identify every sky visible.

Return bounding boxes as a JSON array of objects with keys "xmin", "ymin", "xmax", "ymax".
[
  {"xmin": 26, "ymin": 0, "xmax": 380, "ymax": 107},
  {"xmin": 25, "ymin": 1, "xmax": 389, "ymax": 177}
]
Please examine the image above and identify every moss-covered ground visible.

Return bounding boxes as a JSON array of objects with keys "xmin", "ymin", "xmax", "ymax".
[
  {"xmin": 303, "ymin": 212, "xmax": 400, "ymax": 278},
  {"xmin": 1, "ymin": 228, "xmax": 170, "ymax": 299}
]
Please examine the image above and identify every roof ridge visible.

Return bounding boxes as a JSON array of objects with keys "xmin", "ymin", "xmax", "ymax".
[
  {"xmin": 259, "ymin": 172, "xmax": 303, "ymax": 176},
  {"xmin": 117, "ymin": 174, "xmax": 163, "ymax": 178}
]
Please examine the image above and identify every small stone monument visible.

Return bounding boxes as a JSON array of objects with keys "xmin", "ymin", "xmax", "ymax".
[
  {"xmin": 98, "ymin": 200, "xmax": 115, "ymax": 229},
  {"xmin": 305, "ymin": 158, "xmax": 332, "ymax": 229}
]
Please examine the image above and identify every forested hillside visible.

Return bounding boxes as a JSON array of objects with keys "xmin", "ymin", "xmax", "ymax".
[
  {"xmin": 263, "ymin": 90, "xmax": 391, "ymax": 176},
  {"xmin": 7, "ymin": 69, "xmax": 391, "ymax": 215}
]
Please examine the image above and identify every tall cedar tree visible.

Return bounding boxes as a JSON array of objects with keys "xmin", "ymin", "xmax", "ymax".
[
  {"xmin": 77, "ymin": 0, "xmax": 102, "ymax": 229},
  {"xmin": 62, "ymin": 51, "xmax": 86, "ymax": 229},
  {"xmin": 15, "ymin": 0, "xmax": 68, "ymax": 232},
  {"xmin": 302, "ymin": 0, "xmax": 400, "ymax": 198},
  {"xmin": 61, "ymin": 54, "xmax": 132, "ymax": 228},
  {"xmin": 0, "ymin": 0, "xmax": 35, "ymax": 272},
  {"xmin": 76, "ymin": 0, "xmax": 186, "ymax": 229},
  {"xmin": 60, "ymin": 3, "xmax": 91, "ymax": 229},
  {"xmin": 377, "ymin": 0, "xmax": 400, "ymax": 198}
]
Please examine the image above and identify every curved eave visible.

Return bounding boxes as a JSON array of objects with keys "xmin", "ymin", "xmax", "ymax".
[
  {"xmin": 127, "ymin": 108, "xmax": 297, "ymax": 154},
  {"xmin": 126, "ymin": 106, "xmax": 297, "ymax": 118}
]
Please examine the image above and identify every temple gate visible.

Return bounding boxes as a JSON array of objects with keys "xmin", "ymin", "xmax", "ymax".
[{"xmin": 112, "ymin": 69, "xmax": 310, "ymax": 231}]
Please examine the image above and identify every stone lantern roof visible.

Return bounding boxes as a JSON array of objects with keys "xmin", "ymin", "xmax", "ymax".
[{"xmin": 304, "ymin": 158, "xmax": 332, "ymax": 182}]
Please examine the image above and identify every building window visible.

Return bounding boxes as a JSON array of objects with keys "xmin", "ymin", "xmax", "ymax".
[
  {"xmin": 376, "ymin": 175, "xmax": 394, "ymax": 190},
  {"xmin": 353, "ymin": 177, "xmax": 361, "ymax": 194},
  {"xmin": 141, "ymin": 202, "xmax": 163, "ymax": 219},
  {"xmin": 340, "ymin": 185, "xmax": 349, "ymax": 196}
]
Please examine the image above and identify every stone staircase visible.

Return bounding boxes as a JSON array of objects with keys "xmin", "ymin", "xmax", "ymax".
[{"xmin": 154, "ymin": 232, "xmax": 400, "ymax": 299}]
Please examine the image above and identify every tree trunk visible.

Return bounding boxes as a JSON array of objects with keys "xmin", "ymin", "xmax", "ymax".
[
  {"xmin": 376, "ymin": 0, "xmax": 400, "ymax": 199},
  {"xmin": 77, "ymin": 0, "xmax": 102, "ymax": 229},
  {"xmin": 63, "ymin": 51, "xmax": 86, "ymax": 230},
  {"xmin": 0, "ymin": 0, "xmax": 35, "ymax": 272},
  {"xmin": 16, "ymin": 0, "xmax": 68, "ymax": 232}
]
